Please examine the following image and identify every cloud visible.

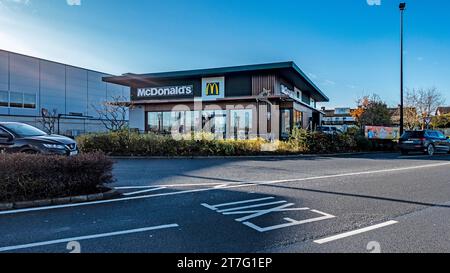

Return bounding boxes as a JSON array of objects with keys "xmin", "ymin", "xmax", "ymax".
[
  {"xmin": 322, "ymin": 79, "xmax": 336, "ymax": 86},
  {"xmin": 366, "ymin": 0, "xmax": 381, "ymax": 6},
  {"xmin": 66, "ymin": 0, "xmax": 81, "ymax": 6},
  {"xmin": 0, "ymin": 0, "xmax": 80, "ymax": 7},
  {"xmin": 307, "ymin": 72, "xmax": 318, "ymax": 79}
]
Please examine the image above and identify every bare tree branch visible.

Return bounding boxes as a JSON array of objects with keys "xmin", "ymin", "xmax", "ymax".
[
  {"xmin": 39, "ymin": 108, "xmax": 58, "ymax": 134},
  {"xmin": 406, "ymin": 87, "xmax": 446, "ymax": 128},
  {"xmin": 92, "ymin": 96, "xmax": 133, "ymax": 132}
]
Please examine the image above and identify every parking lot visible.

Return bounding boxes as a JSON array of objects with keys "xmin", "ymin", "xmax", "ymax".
[{"xmin": 1, "ymin": 153, "xmax": 450, "ymax": 253}]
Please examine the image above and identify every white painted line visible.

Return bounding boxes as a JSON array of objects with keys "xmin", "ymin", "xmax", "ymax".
[
  {"xmin": 243, "ymin": 209, "xmax": 336, "ymax": 233},
  {"xmin": 314, "ymin": 220, "xmax": 398, "ymax": 244},
  {"xmin": 217, "ymin": 201, "xmax": 287, "ymax": 213},
  {"xmin": 114, "ymin": 182, "xmax": 226, "ymax": 189},
  {"xmin": 204, "ymin": 197, "xmax": 276, "ymax": 211},
  {"xmin": 0, "ymin": 224, "xmax": 179, "ymax": 252},
  {"xmin": 122, "ymin": 187, "xmax": 167, "ymax": 196},
  {"xmin": 1, "ymin": 162, "xmax": 449, "ymax": 215}
]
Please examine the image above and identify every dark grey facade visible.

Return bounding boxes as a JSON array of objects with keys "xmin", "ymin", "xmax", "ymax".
[{"xmin": 0, "ymin": 49, "xmax": 130, "ymax": 136}]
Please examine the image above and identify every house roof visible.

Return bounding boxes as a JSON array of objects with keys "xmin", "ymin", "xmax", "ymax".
[
  {"xmin": 103, "ymin": 62, "xmax": 329, "ymax": 102},
  {"xmin": 436, "ymin": 107, "xmax": 450, "ymax": 115}
]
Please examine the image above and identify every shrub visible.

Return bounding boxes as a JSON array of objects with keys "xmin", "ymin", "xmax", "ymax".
[
  {"xmin": 0, "ymin": 153, "xmax": 114, "ymax": 202},
  {"xmin": 77, "ymin": 129, "xmax": 379, "ymax": 157}
]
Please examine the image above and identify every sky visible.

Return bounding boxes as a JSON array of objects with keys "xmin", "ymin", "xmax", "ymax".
[{"xmin": 0, "ymin": 0, "xmax": 449, "ymax": 109}]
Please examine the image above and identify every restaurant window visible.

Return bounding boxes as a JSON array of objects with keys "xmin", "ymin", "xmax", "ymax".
[
  {"xmin": 0, "ymin": 91, "xmax": 8, "ymax": 107},
  {"xmin": 10, "ymin": 92, "xmax": 23, "ymax": 108},
  {"xmin": 147, "ymin": 112, "xmax": 162, "ymax": 132},
  {"xmin": 202, "ymin": 110, "xmax": 227, "ymax": 139},
  {"xmin": 294, "ymin": 110, "xmax": 303, "ymax": 129},
  {"xmin": 280, "ymin": 109, "xmax": 292, "ymax": 140},
  {"xmin": 185, "ymin": 111, "xmax": 201, "ymax": 133},
  {"xmin": 231, "ymin": 109, "xmax": 252, "ymax": 140}
]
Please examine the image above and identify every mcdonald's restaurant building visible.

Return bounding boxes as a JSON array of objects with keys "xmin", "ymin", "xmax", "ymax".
[{"xmin": 103, "ymin": 62, "xmax": 329, "ymax": 140}]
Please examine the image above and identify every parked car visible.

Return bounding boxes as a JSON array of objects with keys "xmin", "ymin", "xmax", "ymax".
[
  {"xmin": 316, "ymin": 126, "xmax": 344, "ymax": 135},
  {"xmin": 399, "ymin": 130, "xmax": 450, "ymax": 156},
  {"xmin": 0, "ymin": 122, "xmax": 79, "ymax": 156}
]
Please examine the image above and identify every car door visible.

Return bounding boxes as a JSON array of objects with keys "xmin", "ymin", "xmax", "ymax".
[
  {"xmin": 0, "ymin": 128, "xmax": 14, "ymax": 153},
  {"xmin": 435, "ymin": 131, "xmax": 450, "ymax": 152}
]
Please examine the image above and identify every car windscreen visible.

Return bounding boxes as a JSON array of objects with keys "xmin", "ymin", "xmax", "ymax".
[
  {"xmin": 434, "ymin": 131, "xmax": 447, "ymax": 139},
  {"xmin": 2, "ymin": 123, "xmax": 47, "ymax": 137},
  {"xmin": 402, "ymin": 131, "xmax": 424, "ymax": 139}
]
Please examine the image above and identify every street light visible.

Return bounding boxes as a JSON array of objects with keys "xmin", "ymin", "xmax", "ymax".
[{"xmin": 399, "ymin": 2, "xmax": 406, "ymax": 136}]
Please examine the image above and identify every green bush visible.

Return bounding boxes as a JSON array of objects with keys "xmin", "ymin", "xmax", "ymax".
[
  {"xmin": 77, "ymin": 129, "xmax": 376, "ymax": 157},
  {"xmin": 0, "ymin": 153, "xmax": 114, "ymax": 202}
]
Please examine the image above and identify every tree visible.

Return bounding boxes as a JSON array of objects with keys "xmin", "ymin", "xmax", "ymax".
[
  {"xmin": 92, "ymin": 96, "xmax": 133, "ymax": 132},
  {"xmin": 432, "ymin": 114, "xmax": 450, "ymax": 129},
  {"xmin": 351, "ymin": 95, "xmax": 391, "ymax": 127},
  {"xmin": 391, "ymin": 107, "xmax": 419, "ymax": 130},
  {"xmin": 406, "ymin": 87, "xmax": 446, "ymax": 128},
  {"xmin": 39, "ymin": 108, "xmax": 58, "ymax": 134}
]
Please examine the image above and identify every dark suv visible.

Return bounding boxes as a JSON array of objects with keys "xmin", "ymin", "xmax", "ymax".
[
  {"xmin": 399, "ymin": 130, "xmax": 450, "ymax": 156},
  {"xmin": 0, "ymin": 122, "xmax": 79, "ymax": 156}
]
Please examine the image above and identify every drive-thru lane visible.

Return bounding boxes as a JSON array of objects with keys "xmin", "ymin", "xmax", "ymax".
[{"xmin": 0, "ymin": 153, "xmax": 449, "ymax": 253}]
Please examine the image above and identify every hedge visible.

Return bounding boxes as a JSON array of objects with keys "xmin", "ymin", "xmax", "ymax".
[
  {"xmin": 0, "ymin": 153, "xmax": 114, "ymax": 202},
  {"xmin": 77, "ymin": 129, "xmax": 380, "ymax": 157}
]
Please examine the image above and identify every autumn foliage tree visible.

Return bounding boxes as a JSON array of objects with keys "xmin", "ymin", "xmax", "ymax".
[{"xmin": 351, "ymin": 95, "xmax": 392, "ymax": 128}]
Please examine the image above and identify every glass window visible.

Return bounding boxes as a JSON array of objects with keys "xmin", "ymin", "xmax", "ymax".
[
  {"xmin": 294, "ymin": 110, "xmax": 303, "ymax": 129},
  {"xmin": 147, "ymin": 112, "xmax": 162, "ymax": 132},
  {"xmin": 162, "ymin": 112, "xmax": 174, "ymax": 133},
  {"xmin": 2, "ymin": 123, "xmax": 46, "ymax": 137},
  {"xmin": 280, "ymin": 109, "xmax": 292, "ymax": 139},
  {"xmin": 24, "ymin": 93, "xmax": 36, "ymax": 109},
  {"xmin": 10, "ymin": 92, "xmax": 23, "ymax": 108},
  {"xmin": 0, "ymin": 91, "xmax": 8, "ymax": 107},
  {"xmin": 202, "ymin": 110, "xmax": 227, "ymax": 139},
  {"xmin": 184, "ymin": 111, "xmax": 201, "ymax": 133},
  {"xmin": 231, "ymin": 109, "xmax": 252, "ymax": 140},
  {"xmin": 436, "ymin": 131, "xmax": 447, "ymax": 139}
]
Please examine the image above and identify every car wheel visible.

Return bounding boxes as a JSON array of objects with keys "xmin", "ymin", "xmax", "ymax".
[
  {"xmin": 425, "ymin": 144, "xmax": 435, "ymax": 156},
  {"xmin": 401, "ymin": 150, "xmax": 408, "ymax": 155}
]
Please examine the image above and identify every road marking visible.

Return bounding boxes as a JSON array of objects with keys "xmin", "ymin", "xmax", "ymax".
[
  {"xmin": 0, "ymin": 224, "xmax": 179, "ymax": 252},
  {"xmin": 313, "ymin": 220, "xmax": 398, "ymax": 244},
  {"xmin": 114, "ymin": 183, "xmax": 226, "ymax": 189},
  {"xmin": 217, "ymin": 201, "xmax": 287, "ymax": 213},
  {"xmin": 243, "ymin": 209, "xmax": 336, "ymax": 233},
  {"xmin": 1, "ymin": 162, "xmax": 449, "ymax": 215},
  {"xmin": 201, "ymin": 197, "xmax": 275, "ymax": 211},
  {"xmin": 203, "ymin": 197, "xmax": 335, "ymax": 232},
  {"xmin": 122, "ymin": 187, "xmax": 167, "ymax": 196}
]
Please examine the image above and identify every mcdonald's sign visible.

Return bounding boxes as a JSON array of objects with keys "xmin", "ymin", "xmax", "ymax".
[
  {"xmin": 206, "ymin": 82, "xmax": 220, "ymax": 96},
  {"xmin": 202, "ymin": 77, "xmax": 225, "ymax": 101}
]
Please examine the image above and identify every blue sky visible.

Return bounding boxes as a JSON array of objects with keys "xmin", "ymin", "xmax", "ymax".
[{"xmin": 0, "ymin": 0, "xmax": 449, "ymax": 108}]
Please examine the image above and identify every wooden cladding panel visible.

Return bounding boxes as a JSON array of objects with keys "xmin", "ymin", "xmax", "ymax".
[{"xmin": 252, "ymin": 75, "xmax": 277, "ymax": 96}]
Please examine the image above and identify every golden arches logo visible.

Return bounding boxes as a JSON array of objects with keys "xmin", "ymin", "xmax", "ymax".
[{"xmin": 206, "ymin": 82, "xmax": 220, "ymax": 96}]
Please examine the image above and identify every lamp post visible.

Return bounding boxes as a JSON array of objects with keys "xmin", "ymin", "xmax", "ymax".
[{"xmin": 399, "ymin": 2, "xmax": 406, "ymax": 136}]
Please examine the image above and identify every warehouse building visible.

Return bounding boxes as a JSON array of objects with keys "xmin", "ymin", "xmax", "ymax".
[
  {"xmin": 0, "ymin": 49, "xmax": 130, "ymax": 136},
  {"xmin": 104, "ymin": 62, "xmax": 329, "ymax": 140}
]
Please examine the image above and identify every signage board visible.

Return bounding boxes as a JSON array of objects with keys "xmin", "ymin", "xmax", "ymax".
[
  {"xmin": 132, "ymin": 85, "xmax": 194, "ymax": 100},
  {"xmin": 365, "ymin": 126, "xmax": 400, "ymax": 140},
  {"xmin": 202, "ymin": 77, "xmax": 225, "ymax": 101}
]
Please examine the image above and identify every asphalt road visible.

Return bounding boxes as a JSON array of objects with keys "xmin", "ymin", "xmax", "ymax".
[{"xmin": 1, "ymin": 153, "xmax": 450, "ymax": 253}]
